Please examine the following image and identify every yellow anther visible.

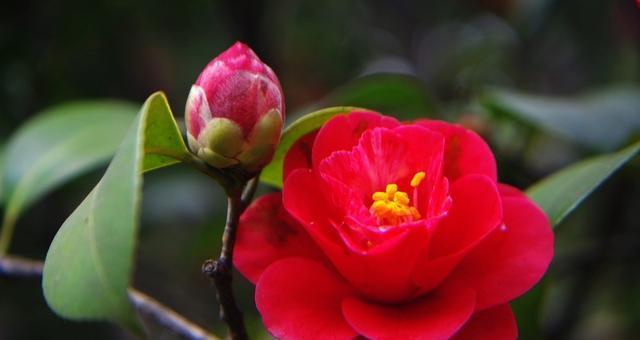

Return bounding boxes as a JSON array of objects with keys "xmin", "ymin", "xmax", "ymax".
[
  {"xmin": 372, "ymin": 192, "xmax": 388, "ymax": 201},
  {"xmin": 370, "ymin": 174, "xmax": 424, "ymax": 225},
  {"xmin": 371, "ymin": 200, "xmax": 390, "ymax": 214},
  {"xmin": 394, "ymin": 191, "xmax": 410, "ymax": 205},
  {"xmin": 411, "ymin": 171, "xmax": 426, "ymax": 188},
  {"xmin": 386, "ymin": 183, "xmax": 398, "ymax": 194}
]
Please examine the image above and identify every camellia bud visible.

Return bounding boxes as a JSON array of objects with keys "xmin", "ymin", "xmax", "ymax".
[{"xmin": 185, "ymin": 42, "xmax": 285, "ymax": 174}]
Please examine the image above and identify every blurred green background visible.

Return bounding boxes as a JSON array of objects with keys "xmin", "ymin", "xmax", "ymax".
[{"xmin": 1, "ymin": 0, "xmax": 639, "ymax": 339}]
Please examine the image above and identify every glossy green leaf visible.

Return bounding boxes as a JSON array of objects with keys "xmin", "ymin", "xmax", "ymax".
[
  {"xmin": 0, "ymin": 101, "xmax": 138, "ymax": 254},
  {"xmin": 42, "ymin": 92, "xmax": 189, "ymax": 331},
  {"xmin": 527, "ymin": 140, "xmax": 640, "ymax": 227},
  {"xmin": 261, "ymin": 106, "xmax": 359, "ymax": 188},
  {"xmin": 481, "ymin": 87, "xmax": 640, "ymax": 151}
]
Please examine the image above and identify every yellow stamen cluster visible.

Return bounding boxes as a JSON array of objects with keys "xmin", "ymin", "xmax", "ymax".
[{"xmin": 369, "ymin": 172, "xmax": 425, "ymax": 225}]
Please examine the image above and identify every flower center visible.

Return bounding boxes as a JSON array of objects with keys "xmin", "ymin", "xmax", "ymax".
[{"xmin": 369, "ymin": 172, "xmax": 425, "ymax": 226}]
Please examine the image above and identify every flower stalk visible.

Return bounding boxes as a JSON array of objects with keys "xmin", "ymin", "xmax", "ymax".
[
  {"xmin": 146, "ymin": 145, "xmax": 255, "ymax": 339},
  {"xmin": 202, "ymin": 181, "xmax": 251, "ymax": 340}
]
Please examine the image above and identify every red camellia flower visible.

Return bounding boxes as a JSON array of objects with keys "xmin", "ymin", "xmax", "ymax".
[{"xmin": 234, "ymin": 111, "xmax": 554, "ymax": 339}]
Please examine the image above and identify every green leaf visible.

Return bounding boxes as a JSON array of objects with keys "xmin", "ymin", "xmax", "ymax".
[
  {"xmin": 526, "ymin": 140, "xmax": 640, "ymax": 227},
  {"xmin": 481, "ymin": 87, "xmax": 640, "ymax": 151},
  {"xmin": 322, "ymin": 74, "xmax": 436, "ymax": 120},
  {"xmin": 261, "ymin": 106, "xmax": 359, "ymax": 188},
  {"xmin": 0, "ymin": 101, "xmax": 138, "ymax": 254},
  {"xmin": 42, "ymin": 92, "xmax": 189, "ymax": 331}
]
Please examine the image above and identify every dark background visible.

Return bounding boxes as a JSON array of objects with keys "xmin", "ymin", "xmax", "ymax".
[{"xmin": 1, "ymin": 0, "xmax": 639, "ymax": 339}]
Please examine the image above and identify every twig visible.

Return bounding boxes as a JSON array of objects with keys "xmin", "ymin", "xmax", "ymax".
[
  {"xmin": 144, "ymin": 147, "xmax": 236, "ymax": 190},
  {"xmin": 129, "ymin": 290, "xmax": 218, "ymax": 340},
  {"xmin": 0, "ymin": 255, "xmax": 219, "ymax": 340},
  {"xmin": 0, "ymin": 254, "xmax": 43, "ymax": 278},
  {"xmin": 202, "ymin": 187, "xmax": 248, "ymax": 340},
  {"xmin": 240, "ymin": 175, "xmax": 259, "ymax": 210}
]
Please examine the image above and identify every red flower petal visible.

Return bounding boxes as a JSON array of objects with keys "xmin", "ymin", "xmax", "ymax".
[
  {"xmin": 284, "ymin": 168, "xmax": 430, "ymax": 302},
  {"xmin": 452, "ymin": 304, "xmax": 517, "ymax": 340},
  {"xmin": 497, "ymin": 183, "xmax": 527, "ymax": 199},
  {"xmin": 319, "ymin": 224, "xmax": 429, "ymax": 302},
  {"xmin": 256, "ymin": 258, "xmax": 358, "ymax": 340},
  {"xmin": 412, "ymin": 175, "xmax": 502, "ymax": 292},
  {"xmin": 312, "ymin": 111, "xmax": 399, "ymax": 169},
  {"xmin": 342, "ymin": 286, "xmax": 476, "ymax": 340},
  {"xmin": 430, "ymin": 175, "xmax": 502, "ymax": 256},
  {"xmin": 445, "ymin": 192, "xmax": 554, "ymax": 310},
  {"xmin": 283, "ymin": 169, "xmax": 343, "ymax": 245},
  {"xmin": 234, "ymin": 193, "xmax": 327, "ymax": 284},
  {"xmin": 416, "ymin": 120, "xmax": 497, "ymax": 182},
  {"xmin": 283, "ymin": 131, "xmax": 318, "ymax": 181},
  {"xmin": 317, "ymin": 125, "xmax": 445, "ymax": 215}
]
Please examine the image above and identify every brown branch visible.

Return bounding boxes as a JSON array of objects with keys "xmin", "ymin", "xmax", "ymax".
[
  {"xmin": 202, "ymin": 187, "xmax": 248, "ymax": 340},
  {"xmin": 144, "ymin": 147, "xmax": 236, "ymax": 191},
  {"xmin": 240, "ymin": 175, "xmax": 259, "ymax": 210},
  {"xmin": 0, "ymin": 255, "xmax": 219, "ymax": 340},
  {"xmin": 0, "ymin": 255, "xmax": 43, "ymax": 277},
  {"xmin": 129, "ymin": 290, "xmax": 218, "ymax": 340}
]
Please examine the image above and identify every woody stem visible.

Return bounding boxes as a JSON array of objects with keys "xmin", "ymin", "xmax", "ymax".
[{"xmin": 202, "ymin": 181, "xmax": 251, "ymax": 340}]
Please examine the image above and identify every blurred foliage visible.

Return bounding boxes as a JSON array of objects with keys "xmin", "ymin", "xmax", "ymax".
[
  {"xmin": 316, "ymin": 74, "xmax": 437, "ymax": 121},
  {"xmin": 0, "ymin": 145, "xmax": 6, "ymax": 204},
  {"xmin": 527, "ymin": 140, "xmax": 640, "ymax": 227},
  {"xmin": 481, "ymin": 87, "xmax": 640, "ymax": 152},
  {"xmin": 0, "ymin": 101, "xmax": 137, "ymax": 254},
  {"xmin": 1, "ymin": 0, "xmax": 639, "ymax": 339}
]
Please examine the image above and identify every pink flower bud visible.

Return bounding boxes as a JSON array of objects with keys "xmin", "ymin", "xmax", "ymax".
[{"xmin": 185, "ymin": 42, "xmax": 285, "ymax": 173}]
